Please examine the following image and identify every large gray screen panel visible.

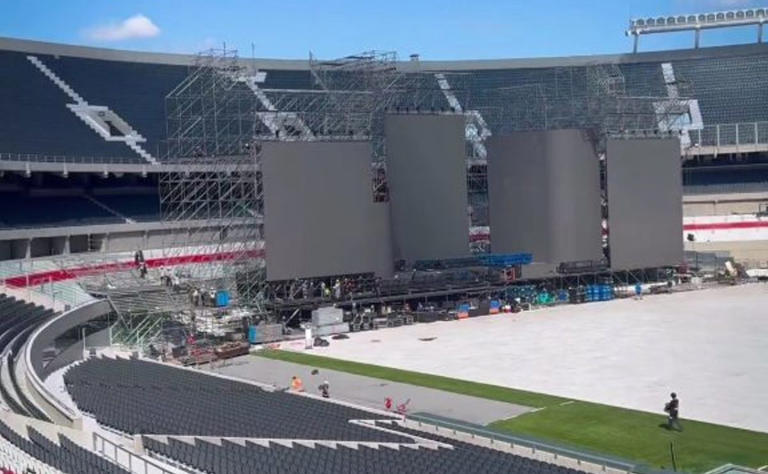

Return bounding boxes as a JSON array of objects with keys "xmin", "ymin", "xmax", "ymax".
[
  {"xmin": 262, "ymin": 141, "xmax": 392, "ymax": 281},
  {"xmin": 607, "ymin": 137, "xmax": 683, "ymax": 270},
  {"xmin": 487, "ymin": 130, "xmax": 602, "ymax": 265},
  {"xmin": 385, "ymin": 114, "xmax": 469, "ymax": 262}
]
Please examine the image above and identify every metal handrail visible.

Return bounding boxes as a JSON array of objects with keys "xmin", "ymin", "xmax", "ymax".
[
  {"xmin": 407, "ymin": 414, "xmax": 642, "ymax": 473},
  {"xmin": 92, "ymin": 432, "xmax": 180, "ymax": 474},
  {"xmin": 0, "ymin": 152, "xmax": 156, "ymax": 165},
  {"xmin": 688, "ymin": 121, "xmax": 768, "ymax": 150}
]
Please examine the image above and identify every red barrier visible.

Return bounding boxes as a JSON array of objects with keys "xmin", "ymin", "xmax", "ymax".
[{"xmin": 3, "ymin": 249, "xmax": 265, "ymax": 288}]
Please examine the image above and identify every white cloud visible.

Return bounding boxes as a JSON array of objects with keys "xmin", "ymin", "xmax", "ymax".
[{"xmin": 85, "ymin": 14, "xmax": 160, "ymax": 41}]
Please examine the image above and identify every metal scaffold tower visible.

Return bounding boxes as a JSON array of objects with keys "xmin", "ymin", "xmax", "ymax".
[{"xmin": 160, "ymin": 49, "xmax": 266, "ymax": 312}]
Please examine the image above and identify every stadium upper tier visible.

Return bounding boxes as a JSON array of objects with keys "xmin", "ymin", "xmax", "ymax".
[{"xmin": 2, "ymin": 37, "xmax": 768, "ymax": 164}]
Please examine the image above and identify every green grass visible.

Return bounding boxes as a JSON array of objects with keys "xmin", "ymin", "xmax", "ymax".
[
  {"xmin": 492, "ymin": 402, "xmax": 768, "ymax": 473},
  {"xmin": 257, "ymin": 348, "xmax": 568, "ymax": 408},
  {"xmin": 257, "ymin": 349, "xmax": 768, "ymax": 473}
]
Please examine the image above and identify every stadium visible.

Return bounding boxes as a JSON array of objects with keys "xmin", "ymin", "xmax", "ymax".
[{"xmin": 0, "ymin": 4, "xmax": 767, "ymax": 474}]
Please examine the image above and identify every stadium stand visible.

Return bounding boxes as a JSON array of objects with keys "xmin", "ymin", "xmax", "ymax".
[
  {"xmin": 36, "ymin": 54, "xmax": 188, "ymax": 159},
  {"xmin": 2, "ymin": 41, "xmax": 768, "ymax": 166},
  {"xmin": 260, "ymin": 69, "xmax": 312, "ymax": 90},
  {"xmin": 462, "ymin": 62, "xmax": 666, "ymax": 98},
  {"xmin": 91, "ymin": 194, "xmax": 161, "ymax": 222},
  {"xmin": 0, "ymin": 294, "xmax": 56, "ymax": 419},
  {"xmin": 64, "ymin": 357, "xmax": 406, "ymax": 440},
  {"xmin": 0, "ymin": 421, "xmax": 129, "ymax": 474},
  {"xmin": 0, "ymin": 51, "xmax": 139, "ymax": 161},
  {"xmin": 143, "ymin": 433, "xmax": 587, "ymax": 474},
  {"xmin": 683, "ymin": 166, "xmax": 768, "ymax": 194},
  {"xmin": 62, "ymin": 358, "xmax": 593, "ymax": 474},
  {"xmin": 672, "ymin": 53, "xmax": 768, "ymax": 124},
  {"xmin": 0, "ymin": 295, "xmax": 139, "ymax": 474},
  {"xmin": 619, "ymin": 62, "xmax": 668, "ymax": 97},
  {"xmin": 0, "ymin": 194, "xmax": 123, "ymax": 229}
]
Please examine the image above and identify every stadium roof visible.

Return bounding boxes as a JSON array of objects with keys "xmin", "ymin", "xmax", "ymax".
[{"xmin": 2, "ymin": 35, "xmax": 768, "ymax": 71}]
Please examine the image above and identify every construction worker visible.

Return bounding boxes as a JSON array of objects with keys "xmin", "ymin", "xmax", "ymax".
[
  {"xmin": 290, "ymin": 375, "xmax": 304, "ymax": 392},
  {"xmin": 318, "ymin": 380, "xmax": 330, "ymax": 398},
  {"xmin": 664, "ymin": 392, "xmax": 682, "ymax": 431}
]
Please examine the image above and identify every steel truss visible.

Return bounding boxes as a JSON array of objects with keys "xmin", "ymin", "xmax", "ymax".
[
  {"xmin": 441, "ymin": 64, "xmax": 693, "ymax": 153},
  {"xmin": 160, "ymin": 49, "xmax": 266, "ymax": 316}
]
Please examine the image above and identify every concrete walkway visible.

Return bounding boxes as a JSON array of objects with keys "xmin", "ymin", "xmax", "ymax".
[{"xmin": 212, "ymin": 356, "xmax": 530, "ymax": 426}]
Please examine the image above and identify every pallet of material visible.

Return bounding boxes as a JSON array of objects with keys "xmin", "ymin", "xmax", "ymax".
[{"xmin": 214, "ymin": 342, "xmax": 250, "ymax": 359}]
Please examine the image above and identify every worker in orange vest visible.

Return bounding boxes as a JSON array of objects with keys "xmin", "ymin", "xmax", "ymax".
[{"xmin": 290, "ymin": 375, "xmax": 304, "ymax": 392}]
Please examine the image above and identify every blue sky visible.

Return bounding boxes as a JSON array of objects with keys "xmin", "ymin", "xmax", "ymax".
[{"xmin": 1, "ymin": 0, "xmax": 767, "ymax": 59}]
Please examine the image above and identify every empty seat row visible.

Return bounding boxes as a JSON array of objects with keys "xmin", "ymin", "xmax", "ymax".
[
  {"xmin": 65, "ymin": 357, "xmax": 402, "ymax": 441},
  {"xmin": 0, "ymin": 417, "xmax": 128, "ymax": 474},
  {"xmin": 142, "ymin": 424, "xmax": 586, "ymax": 474},
  {"xmin": 0, "ymin": 194, "xmax": 124, "ymax": 229},
  {"xmin": 0, "ymin": 294, "xmax": 56, "ymax": 419}
]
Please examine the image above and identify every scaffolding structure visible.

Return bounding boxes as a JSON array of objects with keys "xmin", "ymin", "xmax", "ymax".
[
  {"xmin": 156, "ymin": 49, "xmax": 443, "ymax": 314},
  {"xmin": 444, "ymin": 64, "xmax": 694, "ymax": 153},
  {"xmin": 259, "ymin": 51, "xmax": 446, "ymax": 199},
  {"xmin": 259, "ymin": 53, "xmax": 440, "ymax": 144},
  {"xmin": 113, "ymin": 51, "xmax": 695, "ymax": 327},
  {"xmin": 160, "ymin": 49, "xmax": 266, "ymax": 314},
  {"xmin": 442, "ymin": 63, "xmax": 696, "ymax": 260}
]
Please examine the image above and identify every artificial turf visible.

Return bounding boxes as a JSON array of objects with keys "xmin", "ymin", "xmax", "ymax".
[{"xmin": 257, "ymin": 349, "xmax": 768, "ymax": 473}]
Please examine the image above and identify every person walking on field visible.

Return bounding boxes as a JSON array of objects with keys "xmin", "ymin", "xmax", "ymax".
[
  {"xmin": 664, "ymin": 392, "xmax": 682, "ymax": 431},
  {"xmin": 318, "ymin": 380, "xmax": 330, "ymax": 398}
]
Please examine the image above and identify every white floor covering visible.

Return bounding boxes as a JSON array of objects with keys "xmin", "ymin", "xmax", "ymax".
[{"xmin": 298, "ymin": 284, "xmax": 768, "ymax": 432}]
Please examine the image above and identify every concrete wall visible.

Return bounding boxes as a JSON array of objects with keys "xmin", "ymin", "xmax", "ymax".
[
  {"xmin": 24, "ymin": 299, "xmax": 111, "ymax": 426},
  {"xmin": 104, "ymin": 231, "xmax": 144, "ymax": 252},
  {"xmin": 0, "ymin": 223, "xmax": 235, "ymax": 261},
  {"xmin": 683, "ymin": 192, "xmax": 768, "ymax": 217},
  {"xmin": 43, "ymin": 325, "xmax": 112, "ymax": 377},
  {"xmin": 29, "ymin": 299, "xmax": 111, "ymax": 379}
]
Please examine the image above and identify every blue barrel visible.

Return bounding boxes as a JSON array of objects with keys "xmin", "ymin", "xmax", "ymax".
[
  {"xmin": 248, "ymin": 325, "xmax": 260, "ymax": 344},
  {"xmin": 593, "ymin": 285, "xmax": 600, "ymax": 301},
  {"xmin": 216, "ymin": 290, "xmax": 230, "ymax": 307}
]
